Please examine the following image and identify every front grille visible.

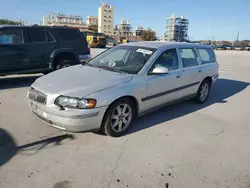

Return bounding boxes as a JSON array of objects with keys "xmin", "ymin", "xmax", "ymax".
[{"xmin": 28, "ymin": 87, "xmax": 47, "ymax": 104}]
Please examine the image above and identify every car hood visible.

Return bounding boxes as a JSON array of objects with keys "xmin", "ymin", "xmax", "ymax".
[{"xmin": 32, "ymin": 65, "xmax": 132, "ymax": 97}]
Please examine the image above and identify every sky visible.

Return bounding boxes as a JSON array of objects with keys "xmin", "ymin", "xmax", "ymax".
[{"xmin": 1, "ymin": 0, "xmax": 250, "ymax": 41}]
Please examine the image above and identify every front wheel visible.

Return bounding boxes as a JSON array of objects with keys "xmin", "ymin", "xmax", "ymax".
[
  {"xmin": 102, "ymin": 99, "xmax": 136, "ymax": 137},
  {"xmin": 194, "ymin": 80, "xmax": 211, "ymax": 103}
]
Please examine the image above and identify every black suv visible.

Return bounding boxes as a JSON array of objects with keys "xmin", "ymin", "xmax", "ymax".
[{"xmin": 0, "ymin": 25, "xmax": 91, "ymax": 76}]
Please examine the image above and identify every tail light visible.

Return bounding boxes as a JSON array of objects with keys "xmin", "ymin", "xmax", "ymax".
[{"xmin": 88, "ymin": 45, "xmax": 90, "ymax": 54}]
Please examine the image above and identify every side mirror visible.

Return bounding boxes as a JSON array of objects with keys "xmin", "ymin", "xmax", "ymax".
[{"xmin": 150, "ymin": 67, "xmax": 169, "ymax": 75}]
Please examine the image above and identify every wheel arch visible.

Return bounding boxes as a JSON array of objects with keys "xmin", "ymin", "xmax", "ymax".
[{"xmin": 100, "ymin": 95, "xmax": 139, "ymax": 130}]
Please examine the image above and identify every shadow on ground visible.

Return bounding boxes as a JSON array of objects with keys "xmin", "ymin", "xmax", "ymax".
[
  {"xmin": 127, "ymin": 78, "xmax": 249, "ymax": 135},
  {"xmin": 0, "ymin": 128, "xmax": 75, "ymax": 167},
  {"xmin": 0, "ymin": 75, "xmax": 41, "ymax": 90}
]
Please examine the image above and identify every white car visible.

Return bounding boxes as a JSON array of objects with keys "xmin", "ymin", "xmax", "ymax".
[{"xmin": 27, "ymin": 42, "xmax": 219, "ymax": 137}]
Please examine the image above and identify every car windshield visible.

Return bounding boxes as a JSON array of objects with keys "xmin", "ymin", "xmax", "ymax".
[{"xmin": 87, "ymin": 46, "xmax": 156, "ymax": 74}]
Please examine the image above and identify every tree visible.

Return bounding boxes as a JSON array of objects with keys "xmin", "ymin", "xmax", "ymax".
[
  {"xmin": 140, "ymin": 28, "xmax": 157, "ymax": 41},
  {"xmin": 0, "ymin": 19, "xmax": 24, "ymax": 25}
]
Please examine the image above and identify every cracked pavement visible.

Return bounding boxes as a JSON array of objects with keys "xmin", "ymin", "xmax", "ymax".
[{"xmin": 0, "ymin": 50, "xmax": 250, "ymax": 188}]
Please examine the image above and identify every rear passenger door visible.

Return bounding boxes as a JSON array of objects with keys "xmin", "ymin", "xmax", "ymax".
[
  {"xmin": 177, "ymin": 48, "xmax": 202, "ymax": 98},
  {"xmin": 26, "ymin": 27, "xmax": 57, "ymax": 69},
  {"xmin": 0, "ymin": 27, "xmax": 29, "ymax": 72}
]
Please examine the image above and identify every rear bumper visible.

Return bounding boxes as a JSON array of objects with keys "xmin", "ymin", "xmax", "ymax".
[{"xmin": 79, "ymin": 54, "xmax": 92, "ymax": 62}]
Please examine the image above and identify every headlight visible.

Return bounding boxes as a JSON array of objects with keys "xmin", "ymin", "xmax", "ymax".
[{"xmin": 55, "ymin": 96, "xmax": 96, "ymax": 109}]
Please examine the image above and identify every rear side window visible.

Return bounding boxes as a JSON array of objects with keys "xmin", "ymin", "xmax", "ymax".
[
  {"xmin": 0, "ymin": 28, "xmax": 23, "ymax": 44},
  {"xmin": 197, "ymin": 48, "xmax": 215, "ymax": 64},
  {"xmin": 54, "ymin": 28, "xmax": 82, "ymax": 41},
  {"xmin": 28, "ymin": 28, "xmax": 47, "ymax": 43},
  {"xmin": 180, "ymin": 48, "xmax": 199, "ymax": 68}
]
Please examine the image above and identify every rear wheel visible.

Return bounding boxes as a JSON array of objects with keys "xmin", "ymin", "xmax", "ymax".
[
  {"xmin": 195, "ymin": 79, "xmax": 211, "ymax": 103},
  {"xmin": 102, "ymin": 98, "xmax": 136, "ymax": 137}
]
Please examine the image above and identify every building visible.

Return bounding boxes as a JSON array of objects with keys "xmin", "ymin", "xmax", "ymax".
[
  {"xmin": 42, "ymin": 13, "xmax": 89, "ymax": 32},
  {"xmin": 134, "ymin": 26, "xmax": 145, "ymax": 36},
  {"xmin": 114, "ymin": 20, "xmax": 132, "ymax": 36},
  {"xmin": 98, "ymin": 2, "xmax": 114, "ymax": 35},
  {"xmin": 165, "ymin": 15, "xmax": 189, "ymax": 42},
  {"xmin": 86, "ymin": 16, "xmax": 98, "ymax": 26},
  {"xmin": 43, "ymin": 13, "xmax": 84, "ymax": 25}
]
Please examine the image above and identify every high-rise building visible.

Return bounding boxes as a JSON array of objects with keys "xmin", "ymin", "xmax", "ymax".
[
  {"xmin": 98, "ymin": 2, "xmax": 114, "ymax": 35},
  {"xmin": 115, "ymin": 20, "xmax": 132, "ymax": 36},
  {"xmin": 165, "ymin": 15, "xmax": 189, "ymax": 42}
]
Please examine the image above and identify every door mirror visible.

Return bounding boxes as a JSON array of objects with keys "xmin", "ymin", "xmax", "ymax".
[{"xmin": 150, "ymin": 67, "xmax": 169, "ymax": 74}]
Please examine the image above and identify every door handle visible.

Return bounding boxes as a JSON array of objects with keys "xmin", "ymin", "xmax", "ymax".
[
  {"xmin": 199, "ymin": 70, "xmax": 202, "ymax": 73},
  {"xmin": 52, "ymin": 45, "xmax": 58, "ymax": 49},
  {"xmin": 176, "ymin": 75, "xmax": 181, "ymax": 78}
]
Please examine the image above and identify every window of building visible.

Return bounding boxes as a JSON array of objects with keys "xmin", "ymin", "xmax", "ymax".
[
  {"xmin": 53, "ymin": 28, "xmax": 82, "ymax": 41},
  {"xmin": 180, "ymin": 48, "xmax": 199, "ymax": 68},
  {"xmin": 197, "ymin": 48, "xmax": 215, "ymax": 64},
  {"xmin": 0, "ymin": 28, "xmax": 23, "ymax": 44},
  {"xmin": 28, "ymin": 28, "xmax": 47, "ymax": 43},
  {"xmin": 149, "ymin": 49, "xmax": 179, "ymax": 72}
]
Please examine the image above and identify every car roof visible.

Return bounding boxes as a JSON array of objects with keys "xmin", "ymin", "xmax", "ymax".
[
  {"xmin": 0, "ymin": 25, "xmax": 74, "ymax": 29},
  {"xmin": 121, "ymin": 41, "xmax": 212, "ymax": 50}
]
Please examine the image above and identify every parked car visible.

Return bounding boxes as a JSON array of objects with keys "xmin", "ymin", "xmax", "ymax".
[
  {"xmin": 27, "ymin": 42, "xmax": 219, "ymax": 137},
  {"xmin": 215, "ymin": 45, "xmax": 226, "ymax": 50},
  {"xmin": 234, "ymin": 46, "xmax": 244, "ymax": 51},
  {"xmin": 225, "ymin": 46, "xmax": 234, "ymax": 50},
  {"xmin": 243, "ymin": 46, "xmax": 250, "ymax": 51},
  {"xmin": 0, "ymin": 25, "xmax": 91, "ymax": 76}
]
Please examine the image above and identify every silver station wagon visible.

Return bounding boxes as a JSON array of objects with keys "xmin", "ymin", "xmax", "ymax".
[{"xmin": 27, "ymin": 42, "xmax": 219, "ymax": 137}]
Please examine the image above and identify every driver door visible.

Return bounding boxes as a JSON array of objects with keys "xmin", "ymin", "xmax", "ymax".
[{"xmin": 142, "ymin": 48, "xmax": 183, "ymax": 110}]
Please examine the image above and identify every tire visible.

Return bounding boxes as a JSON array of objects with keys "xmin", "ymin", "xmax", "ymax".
[
  {"xmin": 56, "ymin": 60, "xmax": 75, "ymax": 70},
  {"xmin": 194, "ymin": 79, "xmax": 211, "ymax": 104},
  {"xmin": 102, "ymin": 98, "xmax": 136, "ymax": 137}
]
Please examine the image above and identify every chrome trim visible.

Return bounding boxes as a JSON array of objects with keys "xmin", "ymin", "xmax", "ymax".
[{"xmin": 79, "ymin": 54, "xmax": 92, "ymax": 62}]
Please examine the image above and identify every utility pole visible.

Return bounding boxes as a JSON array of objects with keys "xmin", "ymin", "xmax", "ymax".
[{"xmin": 235, "ymin": 31, "xmax": 240, "ymax": 46}]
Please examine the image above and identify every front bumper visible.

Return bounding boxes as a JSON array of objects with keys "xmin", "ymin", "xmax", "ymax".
[
  {"xmin": 79, "ymin": 54, "xmax": 92, "ymax": 62},
  {"xmin": 29, "ymin": 100, "xmax": 108, "ymax": 132}
]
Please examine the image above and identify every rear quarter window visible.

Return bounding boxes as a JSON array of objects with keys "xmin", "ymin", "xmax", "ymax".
[
  {"xmin": 197, "ymin": 48, "xmax": 215, "ymax": 64},
  {"xmin": 53, "ymin": 28, "xmax": 82, "ymax": 41}
]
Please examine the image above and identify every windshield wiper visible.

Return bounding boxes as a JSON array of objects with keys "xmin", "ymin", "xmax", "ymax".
[{"xmin": 95, "ymin": 65, "xmax": 127, "ymax": 74}]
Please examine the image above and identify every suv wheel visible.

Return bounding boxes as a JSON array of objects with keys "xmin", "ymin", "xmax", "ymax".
[
  {"xmin": 195, "ymin": 79, "xmax": 211, "ymax": 103},
  {"xmin": 102, "ymin": 98, "xmax": 136, "ymax": 137},
  {"xmin": 56, "ymin": 60, "xmax": 75, "ymax": 70}
]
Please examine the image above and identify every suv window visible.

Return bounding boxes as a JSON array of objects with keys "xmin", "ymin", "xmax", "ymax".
[
  {"xmin": 180, "ymin": 48, "xmax": 199, "ymax": 68},
  {"xmin": 28, "ymin": 28, "xmax": 47, "ymax": 43},
  {"xmin": 150, "ymin": 49, "xmax": 179, "ymax": 71},
  {"xmin": 197, "ymin": 48, "xmax": 215, "ymax": 64},
  {"xmin": 54, "ymin": 28, "xmax": 82, "ymax": 41},
  {"xmin": 46, "ymin": 30, "xmax": 55, "ymax": 42},
  {"xmin": 0, "ymin": 28, "xmax": 23, "ymax": 44}
]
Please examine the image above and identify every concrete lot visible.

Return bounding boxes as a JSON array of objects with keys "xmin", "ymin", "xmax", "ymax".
[{"xmin": 0, "ymin": 50, "xmax": 250, "ymax": 188}]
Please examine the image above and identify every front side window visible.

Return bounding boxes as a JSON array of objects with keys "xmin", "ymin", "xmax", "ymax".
[
  {"xmin": 88, "ymin": 46, "xmax": 156, "ymax": 74},
  {"xmin": 149, "ymin": 48, "xmax": 179, "ymax": 72},
  {"xmin": 180, "ymin": 48, "xmax": 199, "ymax": 68},
  {"xmin": 197, "ymin": 48, "xmax": 215, "ymax": 64},
  {"xmin": 28, "ymin": 28, "xmax": 47, "ymax": 43},
  {"xmin": 0, "ymin": 28, "xmax": 23, "ymax": 44}
]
